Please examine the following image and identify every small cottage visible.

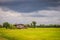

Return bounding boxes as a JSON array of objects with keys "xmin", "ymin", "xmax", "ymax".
[{"xmin": 14, "ymin": 24, "xmax": 27, "ymax": 29}]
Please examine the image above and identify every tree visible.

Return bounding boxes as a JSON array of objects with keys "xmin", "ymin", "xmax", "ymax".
[
  {"xmin": 9, "ymin": 24, "xmax": 16, "ymax": 29},
  {"xmin": 3, "ymin": 22, "xmax": 10, "ymax": 29},
  {"xmin": 25, "ymin": 24, "xmax": 30, "ymax": 28},
  {"xmin": 32, "ymin": 21, "xmax": 36, "ymax": 28},
  {"xmin": 30, "ymin": 23, "xmax": 33, "ymax": 28},
  {"xmin": 0, "ymin": 25, "xmax": 3, "ymax": 28}
]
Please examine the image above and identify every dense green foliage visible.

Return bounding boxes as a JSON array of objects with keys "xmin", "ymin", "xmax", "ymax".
[
  {"xmin": 31, "ymin": 21, "xmax": 36, "ymax": 28},
  {"xmin": 29, "ymin": 21, "xmax": 60, "ymax": 28},
  {"xmin": 36, "ymin": 24, "xmax": 60, "ymax": 28},
  {"xmin": 3, "ymin": 22, "xmax": 10, "ymax": 28},
  {"xmin": 0, "ymin": 21, "xmax": 60, "ymax": 29},
  {"xmin": 2, "ymin": 22, "xmax": 16, "ymax": 29},
  {"xmin": 0, "ymin": 25, "xmax": 3, "ymax": 28}
]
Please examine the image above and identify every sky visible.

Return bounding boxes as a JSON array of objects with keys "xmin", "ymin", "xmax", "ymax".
[{"xmin": 0, "ymin": 0, "xmax": 60, "ymax": 24}]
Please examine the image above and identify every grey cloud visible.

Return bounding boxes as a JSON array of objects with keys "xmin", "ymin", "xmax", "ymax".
[
  {"xmin": 0, "ymin": 0, "xmax": 60, "ymax": 13},
  {"xmin": 0, "ymin": 7, "xmax": 60, "ymax": 24},
  {"xmin": 0, "ymin": 0, "xmax": 60, "ymax": 24}
]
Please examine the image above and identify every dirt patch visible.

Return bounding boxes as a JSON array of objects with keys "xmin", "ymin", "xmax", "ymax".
[{"xmin": 0, "ymin": 37, "xmax": 8, "ymax": 40}]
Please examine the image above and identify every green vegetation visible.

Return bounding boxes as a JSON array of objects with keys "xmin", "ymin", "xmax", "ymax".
[
  {"xmin": 0, "ymin": 21, "xmax": 60, "ymax": 29},
  {"xmin": 0, "ymin": 22, "xmax": 60, "ymax": 40},
  {"xmin": 2, "ymin": 22, "xmax": 16, "ymax": 29},
  {"xmin": 3, "ymin": 22, "xmax": 11, "ymax": 29},
  {"xmin": 0, "ymin": 28, "xmax": 60, "ymax": 40},
  {"xmin": 31, "ymin": 21, "xmax": 36, "ymax": 28},
  {"xmin": 0, "ymin": 25, "xmax": 3, "ymax": 28}
]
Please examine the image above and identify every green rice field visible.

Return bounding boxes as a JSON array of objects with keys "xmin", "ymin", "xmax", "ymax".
[{"xmin": 0, "ymin": 28, "xmax": 60, "ymax": 40}]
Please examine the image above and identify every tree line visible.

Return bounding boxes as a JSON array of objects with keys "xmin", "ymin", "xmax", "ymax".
[
  {"xmin": 0, "ymin": 21, "xmax": 60, "ymax": 29},
  {"xmin": 0, "ymin": 22, "xmax": 16, "ymax": 29},
  {"xmin": 26, "ymin": 21, "xmax": 60, "ymax": 28}
]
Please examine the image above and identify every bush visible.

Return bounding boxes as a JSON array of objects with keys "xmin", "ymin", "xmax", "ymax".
[
  {"xmin": 9, "ymin": 24, "xmax": 16, "ymax": 29},
  {"xmin": 3, "ymin": 22, "xmax": 10, "ymax": 29},
  {"xmin": 0, "ymin": 25, "xmax": 3, "ymax": 28},
  {"xmin": 3, "ymin": 22, "xmax": 16, "ymax": 29}
]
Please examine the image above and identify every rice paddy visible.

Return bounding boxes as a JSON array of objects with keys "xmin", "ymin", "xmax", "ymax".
[{"xmin": 0, "ymin": 28, "xmax": 60, "ymax": 40}]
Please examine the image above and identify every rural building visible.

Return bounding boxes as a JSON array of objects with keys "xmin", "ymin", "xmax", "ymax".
[{"xmin": 14, "ymin": 24, "xmax": 27, "ymax": 29}]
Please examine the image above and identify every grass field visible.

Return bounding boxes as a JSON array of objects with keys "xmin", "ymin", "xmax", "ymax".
[{"xmin": 0, "ymin": 28, "xmax": 60, "ymax": 40}]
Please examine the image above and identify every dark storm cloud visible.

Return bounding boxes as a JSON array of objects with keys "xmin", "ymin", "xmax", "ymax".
[
  {"xmin": 0, "ymin": 0, "xmax": 60, "ymax": 4},
  {"xmin": 0, "ymin": 0, "xmax": 60, "ymax": 12},
  {"xmin": 48, "ymin": 0, "xmax": 60, "ymax": 6},
  {"xmin": 47, "ymin": 0, "xmax": 60, "ymax": 2},
  {"xmin": 0, "ymin": 0, "xmax": 60, "ymax": 24}
]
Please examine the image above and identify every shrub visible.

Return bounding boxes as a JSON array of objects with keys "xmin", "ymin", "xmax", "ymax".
[
  {"xmin": 3, "ymin": 22, "xmax": 10, "ymax": 29},
  {"xmin": 0, "ymin": 25, "xmax": 3, "ymax": 28},
  {"xmin": 3, "ymin": 22, "xmax": 16, "ymax": 29}
]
